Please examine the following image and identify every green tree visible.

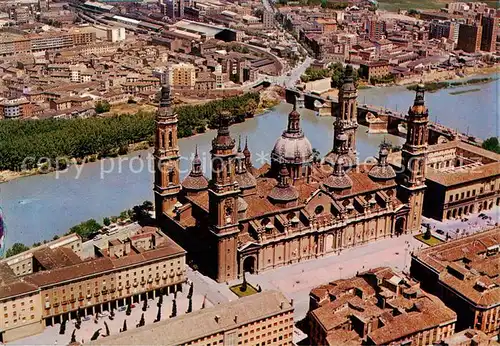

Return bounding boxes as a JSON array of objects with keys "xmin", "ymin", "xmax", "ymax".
[
  {"xmin": 68, "ymin": 219, "xmax": 102, "ymax": 240},
  {"xmin": 482, "ymin": 137, "xmax": 500, "ymax": 154},
  {"xmin": 424, "ymin": 226, "xmax": 432, "ymax": 240},
  {"xmin": 95, "ymin": 101, "xmax": 111, "ymax": 114},
  {"xmin": 103, "ymin": 217, "xmax": 111, "ymax": 226},
  {"xmin": 6, "ymin": 243, "xmax": 30, "ymax": 258}
]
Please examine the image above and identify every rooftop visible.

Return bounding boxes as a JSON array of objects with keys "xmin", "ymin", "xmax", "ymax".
[
  {"xmin": 91, "ymin": 290, "xmax": 293, "ymax": 346},
  {"xmin": 412, "ymin": 228, "xmax": 500, "ymax": 308}
]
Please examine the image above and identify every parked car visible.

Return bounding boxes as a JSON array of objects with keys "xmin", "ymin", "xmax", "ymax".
[
  {"xmin": 436, "ymin": 229, "xmax": 444, "ymax": 235},
  {"xmin": 117, "ymin": 306, "xmax": 127, "ymax": 312}
]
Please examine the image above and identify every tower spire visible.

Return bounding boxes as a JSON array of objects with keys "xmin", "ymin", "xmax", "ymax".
[{"xmin": 154, "ymin": 74, "xmax": 181, "ymax": 219}]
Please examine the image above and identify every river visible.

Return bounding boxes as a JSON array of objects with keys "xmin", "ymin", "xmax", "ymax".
[{"xmin": 1, "ymin": 75, "xmax": 498, "ymax": 247}]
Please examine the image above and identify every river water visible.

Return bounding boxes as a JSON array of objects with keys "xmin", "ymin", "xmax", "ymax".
[{"xmin": 1, "ymin": 75, "xmax": 498, "ymax": 247}]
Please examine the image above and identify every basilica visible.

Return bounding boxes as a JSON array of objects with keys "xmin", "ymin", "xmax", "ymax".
[{"xmin": 154, "ymin": 65, "xmax": 429, "ymax": 282}]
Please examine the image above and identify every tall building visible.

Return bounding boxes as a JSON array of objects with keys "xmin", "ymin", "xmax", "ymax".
[
  {"xmin": 457, "ymin": 24, "xmax": 482, "ymax": 53},
  {"xmin": 156, "ymin": 66, "xmax": 429, "ymax": 283},
  {"xmin": 397, "ymin": 84, "xmax": 429, "ymax": 232},
  {"xmin": 411, "ymin": 228, "xmax": 500, "ymax": 335},
  {"xmin": 429, "ymin": 20, "xmax": 459, "ymax": 43},
  {"xmin": 164, "ymin": 0, "xmax": 184, "ymax": 20},
  {"xmin": 170, "ymin": 62, "xmax": 196, "ymax": 90},
  {"xmin": 308, "ymin": 267, "xmax": 457, "ymax": 345},
  {"xmin": 262, "ymin": 10, "xmax": 274, "ymax": 29},
  {"xmin": 93, "ymin": 290, "xmax": 294, "ymax": 346},
  {"xmin": 154, "ymin": 83, "xmax": 181, "ymax": 220},
  {"xmin": 367, "ymin": 19, "xmax": 385, "ymax": 41},
  {"xmin": 480, "ymin": 15, "xmax": 498, "ymax": 52}
]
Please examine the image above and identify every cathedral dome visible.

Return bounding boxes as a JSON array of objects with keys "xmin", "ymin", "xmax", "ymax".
[
  {"xmin": 182, "ymin": 146, "xmax": 209, "ymax": 191},
  {"xmin": 323, "ymin": 158, "xmax": 352, "ymax": 191},
  {"xmin": 368, "ymin": 145, "xmax": 396, "ymax": 181},
  {"xmin": 271, "ymin": 106, "xmax": 313, "ymax": 166},
  {"xmin": 268, "ymin": 165, "xmax": 299, "ymax": 203}
]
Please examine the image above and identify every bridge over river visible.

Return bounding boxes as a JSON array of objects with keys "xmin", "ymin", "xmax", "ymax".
[{"xmin": 285, "ymin": 88, "xmax": 475, "ymax": 146}]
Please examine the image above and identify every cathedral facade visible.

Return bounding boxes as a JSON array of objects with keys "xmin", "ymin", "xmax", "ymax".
[{"xmin": 155, "ymin": 66, "xmax": 430, "ymax": 282}]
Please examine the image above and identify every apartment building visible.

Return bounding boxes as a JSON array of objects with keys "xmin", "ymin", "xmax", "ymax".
[
  {"xmin": 93, "ymin": 290, "xmax": 294, "ymax": 346},
  {"xmin": 411, "ymin": 228, "xmax": 500, "ymax": 335},
  {"xmin": 0, "ymin": 97, "xmax": 32, "ymax": 119},
  {"xmin": 480, "ymin": 15, "xmax": 498, "ymax": 52},
  {"xmin": 0, "ymin": 227, "xmax": 186, "ymax": 343},
  {"xmin": 0, "ymin": 30, "xmax": 97, "ymax": 57},
  {"xmin": 308, "ymin": 267, "xmax": 457, "ymax": 345},
  {"xmin": 457, "ymin": 24, "xmax": 482, "ymax": 53},
  {"xmin": 170, "ymin": 62, "xmax": 196, "ymax": 90}
]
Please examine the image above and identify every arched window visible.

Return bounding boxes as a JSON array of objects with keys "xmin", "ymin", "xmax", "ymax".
[
  {"xmin": 168, "ymin": 131, "xmax": 173, "ymax": 148},
  {"xmin": 168, "ymin": 169, "xmax": 174, "ymax": 184}
]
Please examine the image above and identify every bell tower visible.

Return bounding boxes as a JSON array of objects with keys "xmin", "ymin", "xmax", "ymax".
[
  {"xmin": 334, "ymin": 65, "xmax": 358, "ymax": 161},
  {"xmin": 398, "ymin": 84, "xmax": 429, "ymax": 233},
  {"xmin": 208, "ymin": 112, "xmax": 240, "ymax": 282},
  {"xmin": 154, "ymin": 82, "xmax": 181, "ymax": 221}
]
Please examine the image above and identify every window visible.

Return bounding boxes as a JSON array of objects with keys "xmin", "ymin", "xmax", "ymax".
[{"xmin": 314, "ymin": 205, "xmax": 324, "ymax": 215}]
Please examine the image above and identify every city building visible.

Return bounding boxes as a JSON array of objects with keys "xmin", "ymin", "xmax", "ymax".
[
  {"xmin": 411, "ymin": 228, "xmax": 500, "ymax": 335},
  {"xmin": 163, "ymin": 0, "xmax": 185, "ymax": 20},
  {"xmin": 441, "ymin": 329, "xmax": 498, "ymax": 346},
  {"xmin": 155, "ymin": 68, "xmax": 431, "ymax": 283},
  {"xmin": 367, "ymin": 19, "xmax": 385, "ymax": 41},
  {"xmin": 0, "ymin": 227, "xmax": 186, "ymax": 343},
  {"xmin": 307, "ymin": 267, "xmax": 457, "ymax": 345},
  {"xmin": 93, "ymin": 290, "xmax": 294, "ymax": 346},
  {"xmin": 429, "ymin": 20, "xmax": 459, "ymax": 43},
  {"xmin": 457, "ymin": 24, "xmax": 482, "ymax": 53},
  {"xmin": 262, "ymin": 10, "xmax": 275, "ymax": 29},
  {"xmin": 0, "ymin": 97, "xmax": 33, "ymax": 119},
  {"xmin": 422, "ymin": 140, "xmax": 500, "ymax": 221},
  {"xmin": 359, "ymin": 61, "xmax": 390, "ymax": 81},
  {"xmin": 480, "ymin": 15, "xmax": 498, "ymax": 52},
  {"xmin": 170, "ymin": 62, "xmax": 196, "ymax": 90},
  {"xmin": 106, "ymin": 27, "xmax": 126, "ymax": 42}
]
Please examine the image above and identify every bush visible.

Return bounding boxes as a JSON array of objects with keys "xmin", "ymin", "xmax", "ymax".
[
  {"xmin": 67, "ymin": 219, "xmax": 102, "ymax": 240},
  {"xmin": 482, "ymin": 137, "xmax": 500, "ymax": 154}
]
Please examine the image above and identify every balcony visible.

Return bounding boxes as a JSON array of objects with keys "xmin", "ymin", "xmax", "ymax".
[{"xmin": 78, "ymin": 296, "xmax": 84, "ymax": 301}]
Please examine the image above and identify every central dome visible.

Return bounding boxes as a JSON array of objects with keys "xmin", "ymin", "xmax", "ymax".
[{"xmin": 271, "ymin": 106, "xmax": 313, "ymax": 166}]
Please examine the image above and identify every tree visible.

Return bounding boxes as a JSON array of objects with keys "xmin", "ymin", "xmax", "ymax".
[
  {"xmin": 187, "ymin": 282, "xmax": 194, "ymax": 300},
  {"xmin": 95, "ymin": 101, "xmax": 111, "ymax": 114},
  {"xmin": 241, "ymin": 271, "xmax": 248, "ymax": 292},
  {"xmin": 90, "ymin": 329, "xmax": 101, "ymax": 341},
  {"xmin": 104, "ymin": 321, "xmax": 110, "ymax": 337},
  {"xmin": 482, "ymin": 137, "xmax": 500, "ymax": 154},
  {"xmin": 137, "ymin": 313, "xmax": 145, "ymax": 327},
  {"xmin": 170, "ymin": 299, "xmax": 177, "ymax": 318},
  {"xmin": 186, "ymin": 297, "xmax": 193, "ymax": 313},
  {"xmin": 201, "ymin": 295, "xmax": 206, "ymax": 309},
  {"xmin": 157, "ymin": 293, "xmax": 163, "ymax": 307},
  {"xmin": 68, "ymin": 219, "xmax": 102, "ymax": 240},
  {"xmin": 126, "ymin": 304, "xmax": 132, "ymax": 316},
  {"xmin": 424, "ymin": 226, "xmax": 432, "ymax": 240},
  {"xmin": 70, "ymin": 329, "xmax": 77, "ymax": 343},
  {"xmin": 142, "ymin": 298, "xmax": 148, "ymax": 312},
  {"xmin": 154, "ymin": 305, "xmax": 161, "ymax": 323},
  {"xmin": 122, "ymin": 320, "xmax": 127, "ymax": 332},
  {"xmin": 59, "ymin": 318, "xmax": 67, "ymax": 335},
  {"xmin": 6, "ymin": 243, "xmax": 30, "ymax": 258},
  {"xmin": 103, "ymin": 217, "xmax": 111, "ymax": 226}
]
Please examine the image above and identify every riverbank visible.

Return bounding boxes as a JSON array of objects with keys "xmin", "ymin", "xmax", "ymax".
[
  {"xmin": 0, "ymin": 91, "xmax": 281, "ymax": 184},
  {"xmin": 394, "ymin": 64, "xmax": 499, "ymax": 86}
]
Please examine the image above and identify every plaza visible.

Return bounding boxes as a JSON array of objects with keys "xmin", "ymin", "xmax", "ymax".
[{"xmin": 10, "ymin": 282, "xmax": 210, "ymax": 345}]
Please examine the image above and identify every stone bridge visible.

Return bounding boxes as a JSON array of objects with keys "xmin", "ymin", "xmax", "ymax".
[{"xmin": 285, "ymin": 88, "xmax": 458, "ymax": 145}]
